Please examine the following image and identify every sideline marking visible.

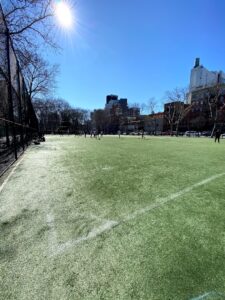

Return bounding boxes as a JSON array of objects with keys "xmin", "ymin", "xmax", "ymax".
[
  {"xmin": 50, "ymin": 172, "xmax": 225, "ymax": 256},
  {"xmin": 0, "ymin": 154, "xmax": 26, "ymax": 194}
]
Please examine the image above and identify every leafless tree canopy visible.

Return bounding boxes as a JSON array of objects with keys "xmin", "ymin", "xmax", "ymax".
[
  {"xmin": 1, "ymin": 1, "xmax": 61, "ymax": 100},
  {"xmin": 2, "ymin": 0, "xmax": 57, "ymax": 53},
  {"xmin": 164, "ymin": 87, "xmax": 191, "ymax": 134},
  {"xmin": 165, "ymin": 87, "xmax": 188, "ymax": 104},
  {"xmin": 33, "ymin": 98, "xmax": 91, "ymax": 133},
  {"xmin": 206, "ymin": 86, "xmax": 225, "ymax": 135},
  {"xmin": 147, "ymin": 97, "xmax": 157, "ymax": 114},
  {"xmin": 22, "ymin": 52, "xmax": 59, "ymax": 99},
  {"xmin": 91, "ymin": 109, "xmax": 108, "ymax": 131},
  {"xmin": 131, "ymin": 102, "xmax": 141, "ymax": 108}
]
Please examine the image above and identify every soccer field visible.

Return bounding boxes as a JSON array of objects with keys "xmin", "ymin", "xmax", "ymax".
[{"xmin": 1, "ymin": 135, "xmax": 225, "ymax": 300}]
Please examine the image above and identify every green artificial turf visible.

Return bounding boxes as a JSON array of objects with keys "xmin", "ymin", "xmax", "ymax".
[{"xmin": 0, "ymin": 135, "xmax": 225, "ymax": 299}]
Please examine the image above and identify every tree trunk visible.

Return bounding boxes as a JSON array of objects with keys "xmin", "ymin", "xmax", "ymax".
[{"xmin": 170, "ymin": 123, "xmax": 173, "ymax": 136}]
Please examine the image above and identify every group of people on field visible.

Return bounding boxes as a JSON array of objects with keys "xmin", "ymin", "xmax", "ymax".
[
  {"xmin": 88, "ymin": 131, "xmax": 103, "ymax": 140},
  {"xmin": 81, "ymin": 129, "xmax": 222, "ymax": 142}
]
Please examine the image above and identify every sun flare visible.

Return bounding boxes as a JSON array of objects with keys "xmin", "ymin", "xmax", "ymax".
[{"xmin": 55, "ymin": 1, "xmax": 73, "ymax": 29}]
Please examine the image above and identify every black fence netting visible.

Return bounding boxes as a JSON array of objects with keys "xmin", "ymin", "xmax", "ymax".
[{"xmin": 0, "ymin": 4, "xmax": 39, "ymax": 176}]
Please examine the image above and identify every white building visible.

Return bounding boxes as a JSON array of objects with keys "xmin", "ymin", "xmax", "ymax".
[{"xmin": 188, "ymin": 58, "xmax": 225, "ymax": 103}]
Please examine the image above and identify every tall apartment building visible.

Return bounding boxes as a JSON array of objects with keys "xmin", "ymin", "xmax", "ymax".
[
  {"xmin": 188, "ymin": 58, "xmax": 225, "ymax": 104},
  {"xmin": 105, "ymin": 95, "xmax": 128, "ymax": 116},
  {"xmin": 186, "ymin": 58, "xmax": 225, "ymax": 131}
]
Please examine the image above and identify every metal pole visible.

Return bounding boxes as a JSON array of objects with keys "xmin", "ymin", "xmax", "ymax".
[
  {"xmin": 16, "ymin": 60, "xmax": 24, "ymax": 151},
  {"xmin": 5, "ymin": 121, "xmax": 10, "ymax": 146},
  {"xmin": 6, "ymin": 27, "xmax": 17, "ymax": 160}
]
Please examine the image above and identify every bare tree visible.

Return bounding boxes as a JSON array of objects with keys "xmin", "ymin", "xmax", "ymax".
[
  {"xmin": 140, "ymin": 103, "xmax": 147, "ymax": 114},
  {"xmin": 164, "ymin": 102, "xmax": 177, "ymax": 135},
  {"xmin": 174, "ymin": 102, "xmax": 192, "ymax": 134},
  {"xmin": 33, "ymin": 98, "xmax": 91, "ymax": 133},
  {"xmin": 2, "ymin": 0, "xmax": 57, "ymax": 55},
  {"xmin": 206, "ymin": 86, "xmax": 225, "ymax": 136},
  {"xmin": 76, "ymin": 108, "xmax": 90, "ymax": 126},
  {"xmin": 131, "ymin": 102, "xmax": 140, "ymax": 109},
  {"xmin": 33, "ymin": 97, "xmax": 71, "ymax": 132},
  {"xmin": 147, "ymin": 97, "xmax": 157, "ymax": 114},
  {"xmin": 1, "ymin": 1, "xmax": 61, "ymax": 107},
  {"xmin": 164, "ymin": 87, "xmax": 191, "ymax": 135},
  {"xmin": 1, "ymin": 0, "xmax": 60, "ymax": 91},
  {"xmin": 22, "ymin": 52, "xmax": 59, "ymax": 100},
  {"xmin": 166, "ymin": 87, "xmax": 188, "ymax": 104},
  {"xmin": 91, "ymin": 109, "xmax": 108, "ymax": 132}
]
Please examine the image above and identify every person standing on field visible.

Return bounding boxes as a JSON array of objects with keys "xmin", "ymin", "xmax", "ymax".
[{"xmin": 215, "ymin": 129, "xmax": 221, "ymax": 143}]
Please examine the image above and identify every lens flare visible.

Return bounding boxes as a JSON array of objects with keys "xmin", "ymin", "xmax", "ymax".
[{"xmin": 55, "ymin": 1, "xmax": 73, "ymax": 29}]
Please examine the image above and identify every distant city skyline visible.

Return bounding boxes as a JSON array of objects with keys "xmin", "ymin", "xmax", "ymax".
[{"xmin": 48, "ymin": 0, "xmax": 225, "ymax": 111}]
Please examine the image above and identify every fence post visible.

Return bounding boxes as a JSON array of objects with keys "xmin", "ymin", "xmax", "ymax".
[
  {"xmin": 5, "ymin": 121, "xmax": 10, "ymax": 146},
  {"xmin": 6, "ymin": 27, "xmax": 17, "ymax": 160},
  {"xmin": 17, "ymin": 60, "xmax": 24, "ymax": 151}
]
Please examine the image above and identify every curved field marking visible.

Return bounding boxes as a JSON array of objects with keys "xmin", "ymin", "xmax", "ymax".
[
  {"xmin": 191, "ymin": 291, "xmax": 225, "ymax": 299},
  {"xmin": 50, "ymin": 172, "xmax": 225, "ymax": 256},
  {"xmin": 0, "ymin": 154, "xmax": 26, "ymax": 194}
]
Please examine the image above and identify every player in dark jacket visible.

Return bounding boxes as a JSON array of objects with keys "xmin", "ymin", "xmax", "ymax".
[{"xmin": 215, "ymin": 129, "xmax": 221, "ymax": 143}]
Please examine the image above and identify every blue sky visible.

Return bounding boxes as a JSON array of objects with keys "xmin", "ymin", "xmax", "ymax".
[{"xmin": 49, "ymin": 0, "xmax": 225, "ymax": 111}]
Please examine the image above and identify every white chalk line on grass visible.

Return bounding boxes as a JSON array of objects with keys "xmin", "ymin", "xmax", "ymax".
[
  {"xmin": 191, "ymin": 291, "xmax": 225, "ymax": 299},
  {"xmin": 0, "ymin": 154, "xmax": 26, "ymax": 194},
  {"xmin": 46, "ymin": 209, "xmax": 118, "ymax": 257},
  {"xmin": 46, "ymin": 213, "xmax": 58, "ymax": 255},
  {"xmin": 79, "ymin": 212, "xmax": 105, "ymax": 222},
  {"xmin": 191, "ymin": 292, "xmax": 213, "ymax": 300},
  {"xmin": 122, "ymin": 172, "xmax": 225, "ymax": 222},
  {"xmin": 49, "ymin": 172, "xmax": 225, "ymax": 257},
  {"xmin": 50, "ymin": 220, "xmax": 118, "ymax": 257}
]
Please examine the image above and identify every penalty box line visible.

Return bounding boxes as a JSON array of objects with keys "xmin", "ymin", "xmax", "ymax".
[{"xmin": 49, "ymin": 172, "xmax": 225, "ymax": 257}]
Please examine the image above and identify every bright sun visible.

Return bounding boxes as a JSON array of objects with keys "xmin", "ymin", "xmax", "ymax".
[{"xmin": 55, "ymin": 1, "xmax": 73, "ymax": 29}]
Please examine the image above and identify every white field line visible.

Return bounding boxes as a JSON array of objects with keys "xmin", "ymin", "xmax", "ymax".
[
  {"xmin": 0, "ymin": 154, "xmax": 26, "ymax": 194},
  {"xmin": 191, "ymin": 291, "xmax": 225, "ymax": 300},
  {"xmin": 122, "ymin": 172, "xmax": 225, "ymax": 222},
  {"xmin": 50, "ymin": 172, "xmax": 225, "ymax": 256},
  {"xmin": 51, "ymin": 220, "xmax": 118, "ymax": 257},
  {"xmin": 80, "ymin": 212, "xmax": 105, "ymax": 222},
  {"xmin": 46, "ymin": 212, "xmax": 58, "ymax": 255},
  {"xmin": 190, "ymin": 292, "xmax": 211, "ymax": 300}
]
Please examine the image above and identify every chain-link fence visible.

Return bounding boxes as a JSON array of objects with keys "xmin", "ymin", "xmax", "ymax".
[{"xmin": 0, "ymin": 4, "xmax": 38, "ymax": 176}]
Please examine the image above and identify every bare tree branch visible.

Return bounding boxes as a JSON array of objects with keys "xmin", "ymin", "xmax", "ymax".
[
  {"xmin": 21, "ymin": 52, "xmax": 59, "ymax": 100},
  {"xmin": 164, "ymin": 87, "xmax": 191, "ymax": 135},
  {"xmin": 147, "ymin": 97, "xmax": 157, "ymax": 114},
  {"xmin": 2, "ymin": 0, "xmax": 59, "ymax": 59}
]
